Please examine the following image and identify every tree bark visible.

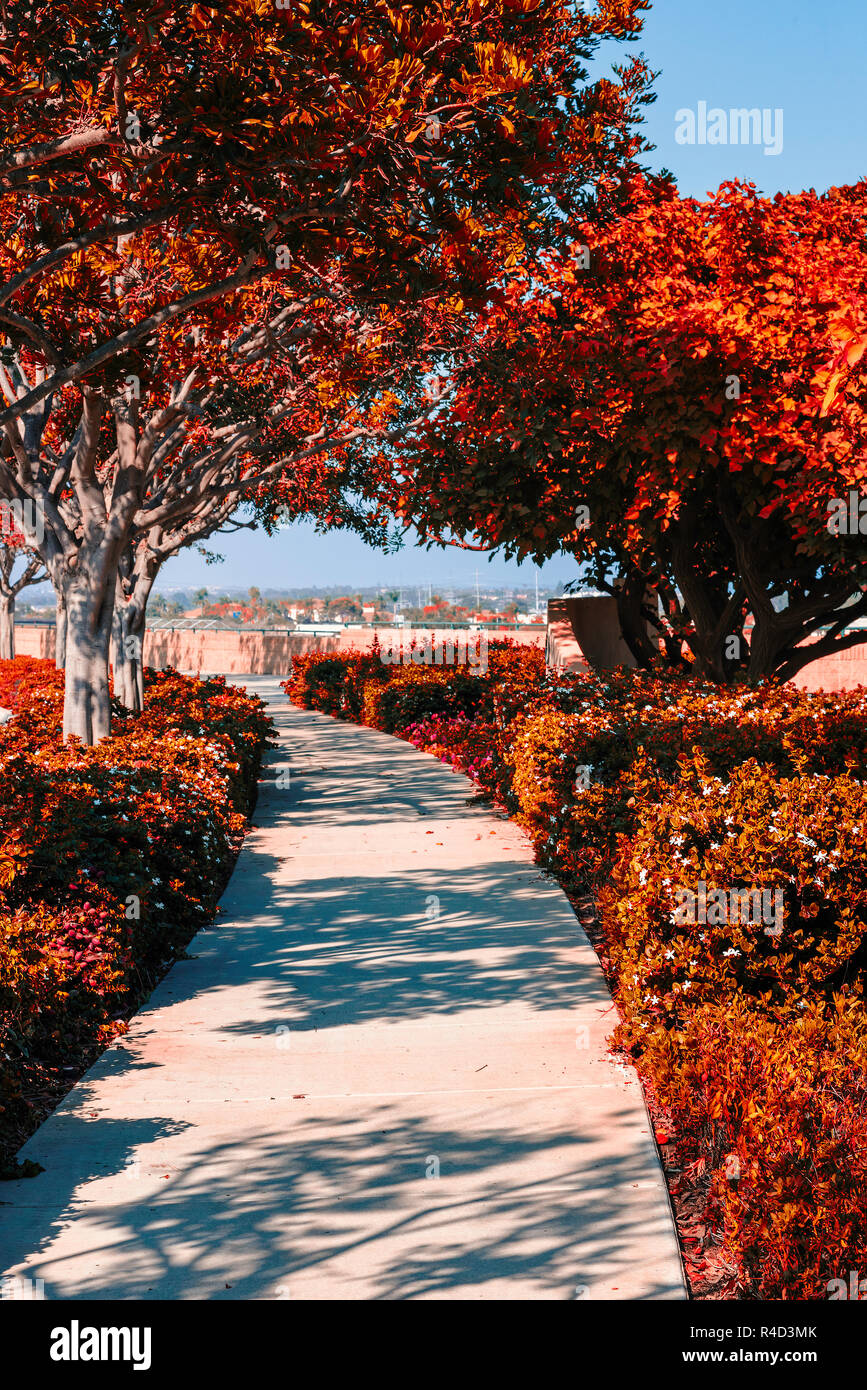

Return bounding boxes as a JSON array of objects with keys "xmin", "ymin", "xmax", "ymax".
[
  {"xmin": 614, "ymin": 568, "xmax": 664, "ymax": 669},
  {"xmin": 111, "ymin": 589, "xmax": 146, "ymax": 713},
  {"xmin": 666, "ymin": 507, "xmax": 751, "ymax": 683},
  {"xmin": 55, "ymin": 591, "xmax": 67, "ymax": 669},
  {"xmin": 745, "ymin": 615, "xmax": 783, "ymax": 683},
  {"xmin": 0, "ymin": 592, "xmax": 14, "ymax": 660},
  {"xmin": 61, "ymin": 574, "xmax": 115, "ymax": 743},
  {"xmin": 110, "ymin": 544, "xmax": 158, "ymax": 714}
]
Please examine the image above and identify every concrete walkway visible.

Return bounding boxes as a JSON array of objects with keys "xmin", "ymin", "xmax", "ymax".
[{"xmin": 0, "ymin": 679, "xmax": 685, "ymax": 1301}]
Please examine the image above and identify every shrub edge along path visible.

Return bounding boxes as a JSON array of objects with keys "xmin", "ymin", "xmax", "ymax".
[{"xmin": 0, "ymin": 679, "xmax": 685, "ymax": 1300}]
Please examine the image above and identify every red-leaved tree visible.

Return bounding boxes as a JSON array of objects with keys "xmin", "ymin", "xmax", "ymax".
[
  {"xmin": 0, "ymin": 0, "xmax": 654, "ymax": 738},
  {"xmin": 370, "ymin": 178, "xmax": 867, "ymax": 681}
]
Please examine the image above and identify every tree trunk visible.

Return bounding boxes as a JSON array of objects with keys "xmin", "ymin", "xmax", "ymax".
[
  {"xmin": 745, "ymin": 617, "xmax": 781, "ymax": 683},
  {"xmin": 614, "ymin": 569, "xmax": 666, "ymax": 669},
  {"xmin": 110, "ymin": 548, "xmax": 153, "ymax": 714},
  {"xmin": 111, "ymin": 601, "xmax": 127, "ymax": 709},
  {"xmin": 669, "ymin": 526, "xmax": 730, "ymax": 681},
  {"xmin": 129, "ymin": 605, "xmax": 145, "ymax": 712},
  {"xmin": 62, "ymin": 577, "xmax": 115, "ymax": 744},
  {"xmin": 55, "ymin": 592, "xmax": 67, "ymax": 669},
  {"xmin": 0, "ymin": 593, "xmax": 14, "ymax": 660},
  {"xmin": 111, "ymin": 596, "xmax": 145, "ymax": 713}
]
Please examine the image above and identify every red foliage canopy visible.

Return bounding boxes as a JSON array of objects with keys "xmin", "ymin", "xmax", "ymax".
[{"xmin": 375, "ymin": 178, "xmax": 867, "ymax": 682}]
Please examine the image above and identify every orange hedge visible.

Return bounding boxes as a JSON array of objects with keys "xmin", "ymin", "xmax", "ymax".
[
  {"xmin": 285, "ymin": 650, "xmax": 867, "ymax": 1298},
  {"xmin": 0, "ymin": 660, "xmax": 272, "ymax": 1170}
]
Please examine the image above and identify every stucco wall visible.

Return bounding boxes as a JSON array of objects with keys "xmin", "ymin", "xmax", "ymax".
[
  {"xmin": 790, "ymin": 640, "xmax": 867, "ymax": 691},
  {"xmin": 13, "ymin": 624, "xmax": 544, "ymax": 676},
  {"xmin": 15, "ymin": 625, "xmax": 54, "ymax": 660},
  {"xmin": 143, "ymin": 628, "xmax": 342, "ymax": 674},
  {"xmin": 138, "ymin": 626, "xmax": 544, "ymax": 674},
  {"xmin": 14, "ymin": 620, "xmax": 866, "ymax": 689},
  {"xmin": 546, "ymin": 597, "xmax": 636, "ymax": 672}
]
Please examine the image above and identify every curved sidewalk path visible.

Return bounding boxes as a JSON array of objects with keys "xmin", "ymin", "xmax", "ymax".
[{"xmin": 1, "ymin": 679, "xmax": 685, "ymax": 1301}]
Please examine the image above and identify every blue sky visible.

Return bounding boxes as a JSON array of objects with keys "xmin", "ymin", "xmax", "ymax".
[
  {"xmin": 157, "ymin": 0, "xmax": 865, "ymax": 594},
  {"xmin": 610, "ymin": 0, "xmax": 865, "ymax": 200}
]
